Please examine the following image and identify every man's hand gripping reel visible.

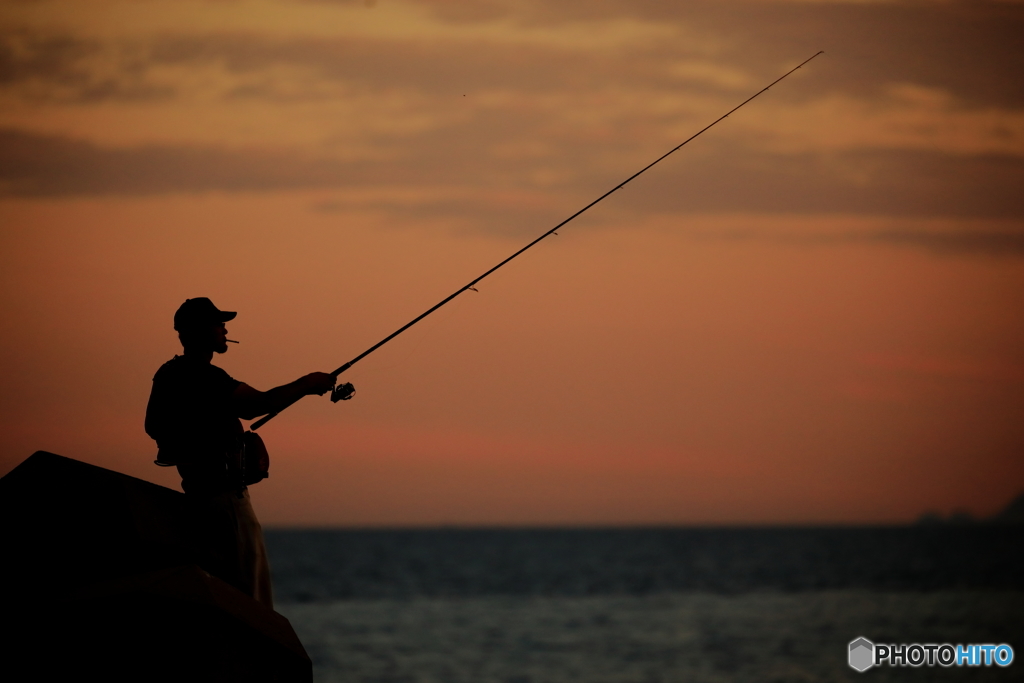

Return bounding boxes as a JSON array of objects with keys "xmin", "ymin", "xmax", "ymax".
[{"xmin": 250, "ymin": 369, "xmax": 355, "ymax": 431}]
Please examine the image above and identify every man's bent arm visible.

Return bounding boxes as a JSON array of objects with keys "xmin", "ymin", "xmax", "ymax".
[{"xmin": 232, "ymin": 372, "xmax": 336, "ymax": 419}]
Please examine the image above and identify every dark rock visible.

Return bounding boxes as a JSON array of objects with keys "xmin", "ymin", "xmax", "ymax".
[{"xmin": 0, "ymin": 451, "xmax": 311, "ymax": 682}]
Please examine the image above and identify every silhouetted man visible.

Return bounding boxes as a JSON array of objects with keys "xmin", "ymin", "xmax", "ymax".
[{"xmin": 145, "ymin": 297, "xmax": 335, "ymax": 606}]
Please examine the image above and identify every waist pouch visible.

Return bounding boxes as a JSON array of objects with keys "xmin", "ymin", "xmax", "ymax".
[{"xmin": 238, "ymin": 431, "xmax": 270, "ymax": 486}]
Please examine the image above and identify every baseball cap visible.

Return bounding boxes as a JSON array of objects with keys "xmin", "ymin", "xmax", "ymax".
[{"xmin": 173, "ymin": 297, "xmax": 237, "ymax": 331}]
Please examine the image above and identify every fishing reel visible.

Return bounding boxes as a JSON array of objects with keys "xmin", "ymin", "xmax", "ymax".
[{"xmin": 331, "ymin": 381, "xmax": 356, "ymax": 402}]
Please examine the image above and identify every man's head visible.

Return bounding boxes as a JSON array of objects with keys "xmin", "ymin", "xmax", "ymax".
[{"xmin": 174, "ymin": 297, "xmax": 236, "ymax": 354}]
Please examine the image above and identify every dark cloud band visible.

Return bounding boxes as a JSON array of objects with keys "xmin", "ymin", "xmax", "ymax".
[{"xmin": 3, "ymin": 127, "xmax": 1023, "ymax": 259}]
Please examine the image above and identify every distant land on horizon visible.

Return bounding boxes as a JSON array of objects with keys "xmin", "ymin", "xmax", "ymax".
[
  {"xmin": 917, "ymin": 491, "xmax": 1024, "ymax": 527},
  {"xmin": 262, "ymin": 491, "xmax": 1024, "ymax": 530}
]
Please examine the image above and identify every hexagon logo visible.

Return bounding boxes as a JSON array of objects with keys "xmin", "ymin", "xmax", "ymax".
[{"xmin": 849, "ymin": 637, "xmax": 875, "ymax": 672}]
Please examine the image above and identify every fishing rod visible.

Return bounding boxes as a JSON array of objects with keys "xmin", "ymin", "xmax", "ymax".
[{"xmin": 250, "ymin": 51, "xmax": 824, "ymax": 431}]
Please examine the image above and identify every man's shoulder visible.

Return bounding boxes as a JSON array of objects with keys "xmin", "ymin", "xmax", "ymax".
[
  {"xmin": 153, "ymin": 356, "xmax": 238, "ymax": 384},
  {"xmin": 153, "ymin": 355, "xmax": 185, "ymax": 380}
]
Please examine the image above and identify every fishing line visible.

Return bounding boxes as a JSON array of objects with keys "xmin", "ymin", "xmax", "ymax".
[{"xmin": 251, "ymin": 51, "xmax": 824, "ymax": 431}]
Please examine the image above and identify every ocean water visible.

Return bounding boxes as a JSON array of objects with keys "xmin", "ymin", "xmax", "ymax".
[{"xmin": 265, "ymin": 528, "xmax": 1024, "ymax": 682}]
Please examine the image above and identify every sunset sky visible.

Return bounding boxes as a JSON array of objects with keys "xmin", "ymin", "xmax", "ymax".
[{"xmin": 1, "ymin": 0, "xmax": 1022, "ymax": 525}]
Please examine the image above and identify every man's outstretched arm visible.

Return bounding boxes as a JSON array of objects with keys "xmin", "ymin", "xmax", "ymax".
[{"xmin": 232, "ymin": 372, "xmax": 336, "ymax": 419}]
